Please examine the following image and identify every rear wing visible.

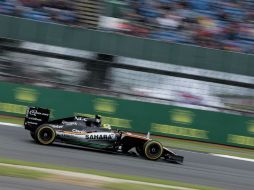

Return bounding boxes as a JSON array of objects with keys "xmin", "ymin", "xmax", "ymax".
[{"xmin": 24, "ymin": 107, "xmax": 50, "ymax": 131}]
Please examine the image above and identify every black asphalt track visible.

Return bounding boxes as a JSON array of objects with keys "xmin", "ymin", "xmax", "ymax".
[{"xmin": 0, "ymin": 124, "xmax": 253, "ymax": 190}]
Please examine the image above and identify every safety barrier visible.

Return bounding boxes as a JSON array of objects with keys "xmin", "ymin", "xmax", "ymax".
[{"xmin": 0, "ymin": 81, "xmax": 253, "ymax": 148}]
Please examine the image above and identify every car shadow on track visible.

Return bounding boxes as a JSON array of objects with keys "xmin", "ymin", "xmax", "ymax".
[{"xmin": 25, "ymin": 139, "xmax": 180, "ymax": 165}]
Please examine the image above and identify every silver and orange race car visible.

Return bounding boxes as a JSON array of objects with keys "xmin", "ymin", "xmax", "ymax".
[{"xmin": 24, "ymin": 107, "xmax": 184, "ymax": 163}]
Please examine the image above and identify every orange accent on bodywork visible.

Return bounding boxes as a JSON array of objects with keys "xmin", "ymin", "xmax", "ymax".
[
  {"xmin": 125, "ymin": 133, "xmax": 149, "ymax": 141},
  {"xmin": 63, "ymin": 131, "xmax": 87, "ymax": 135}
]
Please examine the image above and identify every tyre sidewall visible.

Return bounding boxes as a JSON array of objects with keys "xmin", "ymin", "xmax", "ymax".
[
  {"xmin": 143, "ymin": 140, "xmax": 163, "ymax": 160},
  {"xmin": 35, "ymin": 125, "xmax": 56, "ymax": 145}
]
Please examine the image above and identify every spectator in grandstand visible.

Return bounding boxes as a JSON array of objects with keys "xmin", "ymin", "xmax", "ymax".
[
  {"xmin": 1, "ymin": 0, "xmax": 254, "ymax": 54},
  {"xmin": 0, "ymin": 0, "xmax": 76, "ymax": 24},
  {"xmin": 105, "ymin": 0, "xmax": 254, "ymax": 54}
]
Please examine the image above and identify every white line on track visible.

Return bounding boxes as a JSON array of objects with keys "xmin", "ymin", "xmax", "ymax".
[
  {"xmin": 0, "ymin": 122, "xmax": 22, "ymax": 128},
  {"xmin": 0, "ymin": 163, "xmax": 198, "ymax": 190},
  {"xmin": 210, "ymin": 154, "xmax": 254, "ymax": 163}
]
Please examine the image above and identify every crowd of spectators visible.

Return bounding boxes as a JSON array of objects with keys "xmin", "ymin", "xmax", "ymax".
[
  {"xmin": 0, "ymin": 0, "xmax": 76, "ymax": 24},
  {"xmin": 1, "ymin": 0, "xmax": 254, "ymax": 54},
  {"xmin": 115, "ymin": 0, "xmax": 254, "ymax": 54}
]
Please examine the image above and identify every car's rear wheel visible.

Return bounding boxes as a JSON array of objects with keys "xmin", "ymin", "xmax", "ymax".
[
  {"xmin": 34, "ymin": 125, "xmax": 56, "ymax": 145},
  {"xmin": 143, "ymin": 140, "xmax": 163, "ymax": 160}
]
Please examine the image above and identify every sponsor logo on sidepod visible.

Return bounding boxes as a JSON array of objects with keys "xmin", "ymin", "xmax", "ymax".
[{"xmin": 85, "ymin": 134, "xmax": 113, "ymax": 140}]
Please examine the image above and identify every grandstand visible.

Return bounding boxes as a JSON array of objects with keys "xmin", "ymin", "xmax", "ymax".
[
  {"xmin": 105, "ymin": 0, "xmax": 254, "ymax": 54},
  {"xmin": 1, "ymin": 0, "xmax": 254, "ymax": 53},
  {"xmin": 0, "ymin": 1, "xmax": 253, "ymax": 114}
]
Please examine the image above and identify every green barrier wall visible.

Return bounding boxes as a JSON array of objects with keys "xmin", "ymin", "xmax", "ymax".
[
  {"xmin": 0, "ymin": 15, "xmax": 253, "ymax": 76},
  {"xmin": 0, "ymin": 82, "xmax": 253, "ymax": 148}
]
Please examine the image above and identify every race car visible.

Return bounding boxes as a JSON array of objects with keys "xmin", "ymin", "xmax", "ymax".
[{"xmin": 24, "ymin": 107, "xmax": 184, "ymax": 163}]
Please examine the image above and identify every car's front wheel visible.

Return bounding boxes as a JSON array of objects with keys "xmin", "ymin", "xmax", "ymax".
[
  {"xmin": 34, "ymin": 125, "xmax": 56, "ymax": 145},
  {"xmin": 143, "ymin": 140, "xmax": 163, "ymax": 160}
]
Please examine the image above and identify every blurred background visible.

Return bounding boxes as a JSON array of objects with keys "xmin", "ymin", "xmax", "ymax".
[
  {"xmin": 0, "ymin": 1, "xmax": 254, "ymax": 190},
  {"xmin": 2, "ymin": 0, "xmax": 254, "ymax": 52},
  {"xmin": 102, "ymin": 0, "xmax": 254, "ymax": 53},
  {"xmin": 0, "ymin": 0, "xmax": 253, "ymax": 115}
]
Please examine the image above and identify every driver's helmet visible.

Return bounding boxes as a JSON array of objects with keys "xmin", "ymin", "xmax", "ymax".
[
  {"xmin": 95, "ymin": 115, "xmax": 101, "ymax": 120},
  {"xmin": 94, "ymin": 115, "xmax": 101, "ymax": 127}
]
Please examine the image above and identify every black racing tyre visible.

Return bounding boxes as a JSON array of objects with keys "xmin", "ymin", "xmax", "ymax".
[
  {"xmin": 143, "ymin": 140, "xmax": 163, "ymax": 160},
  {"xmin": 34, "ymin": 125, "xmax": 56, "ymax": 145},
  {"xmin": 30, "ymin": 132, "xmax": 35, "ymax": 140}
]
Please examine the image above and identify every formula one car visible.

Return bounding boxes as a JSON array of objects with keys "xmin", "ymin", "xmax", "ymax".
[{"xmin": 24, "ymin": 107, "xmax": 184, "ymax": 163}]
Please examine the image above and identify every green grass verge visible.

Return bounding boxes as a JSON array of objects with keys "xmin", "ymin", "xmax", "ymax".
[
  {"xmin": 0, "ymin": 115, "xmax": 253, "ymax": 159},
  {"xmin": 0, "ymin": 115, "xmax": 24, "ymax": 125},
  {"xmin": 0, "ymin": 157, "xmax": 220, "ymax": 190},
  {"xmin": 0, "ymin": 165, "xmax": 49, "ymax": 179}
]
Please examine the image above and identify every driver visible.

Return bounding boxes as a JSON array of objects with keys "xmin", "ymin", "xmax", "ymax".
[
  {"xmin": 95, "ymin": 115, "xmax": 111, "ymax": 129},
  {"xmin": 94, "ymin": 115, "xmax": 101, "ymax": 127},
  {"xmin": 87, "ymin": 115, "xmax": 111, "ymax": 129},
  {"xmin": 86, "ymin": 115, "xmax": 101, "ymax": 128}
]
